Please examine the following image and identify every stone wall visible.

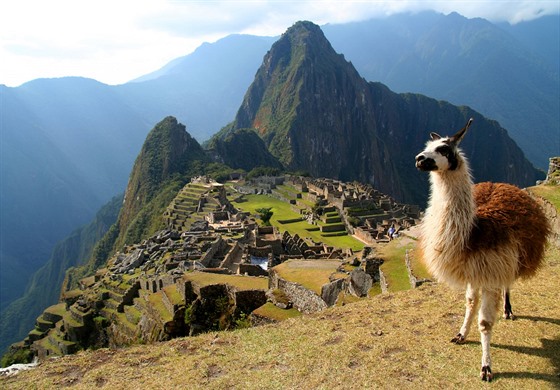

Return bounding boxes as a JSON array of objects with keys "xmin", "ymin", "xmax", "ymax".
[
  {"xmin": 219, "ymin": 241, "xmax": 243, "ymax": 272},
  {"xmin": 199, "ymin": 236, "xmax": 225, "ymax": 267},
  {"xmin": 404, "ymin": 250, "xmax": 430, "ymax": 288},
  {"xmin": 530, "ymin": 191, "xmax": 560, "ymax": 247},
  {"xmin": 379, "ymin": 270, "xmax": 388, "ymax": 294},
  {"xmin": 545, "ymin": 157, "xmax": 560, "ymax": 185},
  {"xmin": 268, "ymin": 269, "xmax": 328, "ymax": 313}
]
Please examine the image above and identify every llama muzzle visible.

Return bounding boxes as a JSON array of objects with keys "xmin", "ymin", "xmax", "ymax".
[{"xmin": 415, "ymin": 154, "xmax": 436, "ymax": 171}]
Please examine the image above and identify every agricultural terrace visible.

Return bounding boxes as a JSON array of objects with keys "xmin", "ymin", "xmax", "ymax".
[
  {"xmin": 273, "ymin": 259, "xmax": 344, "ymax": 294},
  {"xmin": 230, "ymin": 193, "xmax": 364, "ymax": 252},
  {"xmin": 183, "ymin": 272, "xmax": 269, "ymax": 291}
]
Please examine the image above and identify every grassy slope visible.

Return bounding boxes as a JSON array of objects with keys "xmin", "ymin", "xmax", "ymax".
[
  {"xmin": 3, "ymin": 187, "xmax": 558, "ymax": 388},
  {"xmin": 3, "ymin": 244, "xmax": 558, "ymax": 389}
]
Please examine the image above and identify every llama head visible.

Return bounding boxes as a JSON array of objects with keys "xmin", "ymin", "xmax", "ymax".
[{"xmin": 415, "ymin": 118, "xmax": 473, "ymax": 172}]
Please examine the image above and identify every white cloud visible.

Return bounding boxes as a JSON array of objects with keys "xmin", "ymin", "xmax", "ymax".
[{"xmin": 0, "ymin": 0, "xmax": 558, "ymax": 87}]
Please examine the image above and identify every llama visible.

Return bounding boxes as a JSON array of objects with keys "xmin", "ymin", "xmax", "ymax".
[{"xmin": 415, "ymin": 118, "xmax": 550, "ymax": 381}]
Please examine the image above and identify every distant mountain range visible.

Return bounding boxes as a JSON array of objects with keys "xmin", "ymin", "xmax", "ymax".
[
  {"xmin": 1, "ymin": 11, "xmax": 557, "ymax": 353},
  {"xmin": 210, "ymin": 21, "xmax": 540, "ymax": 205},
  {"xmin": 322, "ymin": 12, "xmax": 559, "ymax": 170}
]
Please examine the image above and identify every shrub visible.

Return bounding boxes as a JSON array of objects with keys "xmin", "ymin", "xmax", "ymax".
[
  {"xmin": 347, "ymin": 216, "xmax": 360, "ymax": 227},
  {"xmin": 234, "ymin": 313, "xmax": 252, "ymax": 329},
  {"xmin": 1, "ymin": 347, "xmax": 33, "ymax": 368},
  {"xmin": 256, "ymin": 207, "xmax": 274, "ymax": 225}
]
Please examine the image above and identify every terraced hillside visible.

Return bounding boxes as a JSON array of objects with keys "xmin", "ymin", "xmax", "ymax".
[{"xmin": 163, "ymin": 182, "xmax": 223, "ymax": 231}]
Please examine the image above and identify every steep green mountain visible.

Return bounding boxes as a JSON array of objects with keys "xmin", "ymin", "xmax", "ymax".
[
  {"xmin": 0, "ymin": 195, "xmax": 121, "ymax": 355},
  {"xmin": 116, "ymin": 116, "xmax": 210, "ymax": 247},
  {"xmin": 0, "ymin": 116, "xmax": 224, "ymax": 354},
  {"xmin": 213, "ymin": 21, "xmax": 541, "ymax": 205},
  {"xmin": 323, "ymin": 12, "xmax": 559, "ymax": 169},
  {"xmin": 206, "ymin": 128, "xmax": 283, "ymax": 171}
]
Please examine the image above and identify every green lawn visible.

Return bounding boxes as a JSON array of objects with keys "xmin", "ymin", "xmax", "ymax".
[
  {"xmin": 232, "ymin": 194, "xmax": 364, "ymax": 252},
  {"xmin": 251, "ymin": 302, "xmax": 301, "ymax": 321},
  {"xmin": 377, "ymin": 240, "xmax": 415, "ymax": 292},
  {"xmin": 273, "ymin": 259, "xmax": 341, "ymax": 295},
  {"xmin": 183, "ymin": 272, "xmax": 269, "ymax": 291}
]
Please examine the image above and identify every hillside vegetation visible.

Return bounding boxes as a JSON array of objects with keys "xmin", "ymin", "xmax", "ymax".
[
  {"xmin": 3, "ymin": 188, "xmax": 558, "ymax": 389},
  {"xmin": 2, "ymin": 246, "xmax": 557, "ymax": 389}
]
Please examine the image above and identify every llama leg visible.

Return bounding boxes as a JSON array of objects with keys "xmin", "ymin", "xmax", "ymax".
[
  {"xmin": 478, "ymin": 288, "xmax": 501, "ymax": 382},
  {"xmin": 503, "ymin": 288, "xmax": 514, "ymax": 320},
  {"xmin": 451, "ymin": 284, "xmax": 479, "ymax": 344}
]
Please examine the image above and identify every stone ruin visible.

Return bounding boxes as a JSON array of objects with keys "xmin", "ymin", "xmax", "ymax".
[
  {"xmin": 268, "ymin": 247, "xmax": 384, "ymax": 313},
  {"xmin": 19, "ymin": 174, "xmax": 425, "ymax": 361},
  {"xmin": 285, "ymin": 176, "xmax": 421, "ymax": 244},
  {"xmin": 544, "ymin": 157, "xmax": 560, "ymax": 185}
]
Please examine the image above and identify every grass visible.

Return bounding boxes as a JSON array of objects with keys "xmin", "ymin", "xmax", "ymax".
[
  {"xmin": 377, "ymin": 239, "xmax": 416, "ymax": 292},
  {"xmin": 34, "ymin": 331, "xmax": 63, "ymax": 356},
  {"xmin": 273, "ymin": 259, "xmax": 341, "ymax": 295},
  {"xmin": 62, "ymin": 310, "xmax": 83, "ymax": 328},
  {"xmin": 146, "ymin": 292, "xmax": 173, "ymax": 323},
  {"xmin": 6, "ymin": 244, "xmax": 558, "ymax": 389},
  {"xmin": 124, "ymin": 306, "xmax": 142, "ymax": 324},
  {"xmin": 407, "ymin": 245, "xmax": 432, "ymax": 280},
  {"xmin": 183, "ymin": 272, "xmax": 268, "ymax": 291},
  {"xmin": 252, "ymin": 302, "xmax": 302, "ymax": 321},
  {"xmin": 114, "ymin": 312, "xmax": 138, "ymax": 335},
  {"xmin": 529, "ymin": 184, "xmax": 560, "ymax": 210},
  {"xmin": 28, "ymin": 329, "xmax": 44, "ymax": 337},
  {"xmin": 44, "ymin": 303, "xmax": 67, "ymax": 318},
  {"xmin": 232, "ymin": 194, "xmax": 364, "ymax": 252},
  {"xmin": 163, "ymin": 285, "xmax": 184, "ymax": 305}
]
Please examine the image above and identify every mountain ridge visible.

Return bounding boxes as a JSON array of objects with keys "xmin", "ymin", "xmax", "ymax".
[
  {"xmin": 1, "ymin": 12, "xmax": 555, "ymax": 354},
  {"xmin": 214, "ymin": 21, "xmax": 541, "ymax": 205}
]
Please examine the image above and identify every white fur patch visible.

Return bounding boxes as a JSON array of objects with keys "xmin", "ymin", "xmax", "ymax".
[{"xmin": 417, "ymin": 138, "xmax": 454, "ymax": 171}]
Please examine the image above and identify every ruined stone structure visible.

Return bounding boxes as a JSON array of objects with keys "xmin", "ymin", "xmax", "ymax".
[
  {"xmin": 545, "ymin": 157, "xmax": 560, "ymax": 185},
  {"xmin": 18, "ymin": 174, "xmax": 421, "ymax": 362},
  {"xmin": 283, "ymin": 176, "xmax": 420, "ymax": 243}
]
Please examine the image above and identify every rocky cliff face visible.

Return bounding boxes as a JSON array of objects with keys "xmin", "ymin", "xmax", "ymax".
[
  {"xmin": 229, "ymin": 21, "xmax": 403, "ymax": 199},
  {"xmin": 217, "ymin": 21, "xmax": 542, "ymax": 205}
]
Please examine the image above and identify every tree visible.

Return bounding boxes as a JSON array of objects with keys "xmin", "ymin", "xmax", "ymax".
[{"xmin": 256, "ymin": 207, "xmax": 274, "ymax": 225}]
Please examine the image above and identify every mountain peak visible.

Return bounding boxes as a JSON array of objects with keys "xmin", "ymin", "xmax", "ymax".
[
  {"xmin": 283, "ymin": 20, "xmax": 325, "ymax": 41},
  {"xmin": 231, "ymin": 20, "xmax": 356, "ymax": 140},
  {"xmin": 118, "ymin": 116, "xmax": 207, "ymax": 243},
  {"xmin": 271, "ymin": 20, "xmax": 338, "ymax": 65},
  {"xmin": 215, "ymin": 21, "xmax": 541, "ymax": 204}
]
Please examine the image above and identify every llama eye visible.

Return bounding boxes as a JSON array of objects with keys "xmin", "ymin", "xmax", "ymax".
[{"xmin": 435, "ymin": 145, "xmax": 452, "ymax": 156}]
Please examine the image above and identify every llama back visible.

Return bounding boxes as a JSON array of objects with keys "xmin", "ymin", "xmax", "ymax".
[{"xmin": 471, "ymin": 182, "xmax": 551, "ymax": 279}]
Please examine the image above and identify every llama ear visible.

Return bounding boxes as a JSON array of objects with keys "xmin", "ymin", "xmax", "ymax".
[
  {"xmin": 430, "ymin": 132, "xmax": 442, "ymax": 140},
  {"xmin": 450, "ymin": 118, "xmax": 473, "ymax": 144}
]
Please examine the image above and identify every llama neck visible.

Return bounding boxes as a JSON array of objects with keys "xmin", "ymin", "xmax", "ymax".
[{"xmin": 424, "ymin": 160, "xmax": 476, "ymax": 252}]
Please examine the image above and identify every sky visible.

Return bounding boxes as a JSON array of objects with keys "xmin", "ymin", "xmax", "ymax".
[{"xmin": 1, "ymin": 0, "xmax": 559, "ymax": 87}]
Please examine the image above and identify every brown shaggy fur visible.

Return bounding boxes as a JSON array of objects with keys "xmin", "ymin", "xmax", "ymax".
[{"xmin": 469, "ymin": 182, "xmax": 550, "ymax": 279}]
